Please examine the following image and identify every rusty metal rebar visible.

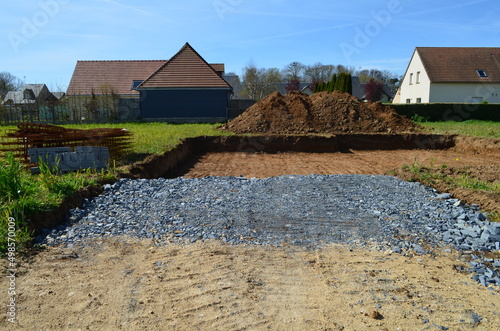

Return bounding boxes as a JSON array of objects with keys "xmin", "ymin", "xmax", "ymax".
[{"xmin": 0, "ymin": 123, "xmax": 133, "ymax": 162}]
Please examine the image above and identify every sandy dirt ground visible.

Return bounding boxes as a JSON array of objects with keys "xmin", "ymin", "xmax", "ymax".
[
  {"xmin": 3, "ymin": 238, "xmax": 500, "ymax": 330},
  {"xmin": 181, "ymin": 150, "xmax": 500, "ymax": 179},
  {"xmin": 2, "ymin": 148, "xmax": 500, "ymax": 330}
]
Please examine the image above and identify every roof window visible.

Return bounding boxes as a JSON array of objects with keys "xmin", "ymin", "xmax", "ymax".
[
  {"xmin": 477, "ymin": 70, "xmax": 488, "ymax": 78},
  {"xmin": 131, "ymin": 80, "xmax": 143, "ymax": 90}
]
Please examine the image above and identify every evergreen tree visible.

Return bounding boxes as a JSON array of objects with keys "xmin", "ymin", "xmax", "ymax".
[
  {"xmin": 345, "ymin": 74, "xmax": 353, "ymax": 95},
  {"xmin": 312, "ymin": 73, "xmax": 352, "ymax": 95},
  {"xmin": 329, "ymin": 74, "xmax": 337, "ymax": 93},
  {"xmin": 334, "ymin": 73, "xmax": 344, "ymax": 92}
]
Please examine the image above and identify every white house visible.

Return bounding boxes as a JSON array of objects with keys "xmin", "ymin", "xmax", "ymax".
[{"xmin": 393, "ymin": 47, "xmax": 500, "ymax": 104}]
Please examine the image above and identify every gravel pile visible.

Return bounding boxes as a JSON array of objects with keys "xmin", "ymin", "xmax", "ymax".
[{"xmin": 36, "ymin": 175, "xmax": 500, "ymax": 287}]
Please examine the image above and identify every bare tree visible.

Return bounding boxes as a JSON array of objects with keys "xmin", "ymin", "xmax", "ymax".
[
  {"xmin": 0, "ymin": 72, "xmax": 24, "ymax": 92},
  {"xmin": 241, "ymin": 64, "xmax": 283, "ymax": 100},
  {"xmin": 241, "ymin": 64, "xmax": 260, "ymax": 100},
  {"xmin": 282, "ymin": 62, "xmax": 305, "ymax": 81},
  {"xmin": 304, "ymin": 63, "xmax": 336, "ymax": 84},
  {"xmin": 335, "ymin": 65, "xmax": 356, "ymax": 75},
  {"xmin": 262, "ymin": 68, "xmax": 282, "ymax": 98}
]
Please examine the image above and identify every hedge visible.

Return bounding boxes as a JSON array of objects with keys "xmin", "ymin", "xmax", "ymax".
[{"xmin": 390, "ymin": 103, "xmax": 500, "ymax": 122}]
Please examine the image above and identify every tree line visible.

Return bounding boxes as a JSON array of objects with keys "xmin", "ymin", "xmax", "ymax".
[
  {"xmin": 224, "ymin": 62, "xmax": 401, "ymax": 101},
  {"xmin": 1, "ymin": 61, "xmax": 401, "ymax": 103}
]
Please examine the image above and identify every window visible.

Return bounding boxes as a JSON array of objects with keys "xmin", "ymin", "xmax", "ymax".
[
  {"xmin": 416, "ymin": 98, "xmax": 422, "ymax": 104},
  {"xmin": 416, "ymin": 71, "xmax": 420, "ymax": 84},
  {"xmin": 23, "ymin": 90, "xmax": 32, "ymax": 100},
  {"xmin": 409, "ymin": 73, "xmax": 413, "ymax": 85},
  {"xmin": 406, "ymin": 98, "xmax": 411, "ymax": 104},
  {"xmin": 471, "ymin": 97, "xmax": 483, "ymax": 103},
  {"xmin": 131, "ymin": 80, "xmax": 143, "ymax": 90},
  {"xmin": 476, "ymin": 70, "xmax": 488, "ymax": 78}
]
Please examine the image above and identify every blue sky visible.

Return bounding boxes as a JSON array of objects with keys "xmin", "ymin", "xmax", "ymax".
[{"xmin": 1, "ymin": 0, "xmax": 498, "ymax": 92}]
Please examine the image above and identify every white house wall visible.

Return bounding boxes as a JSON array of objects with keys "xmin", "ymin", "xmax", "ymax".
[
  {"xmin": 429, "ymin": 83, "xmax": 500, "ymax": 103},
  {"xmin": 398, "ymin": 50, "xmax": 431, "ymax": 103}
]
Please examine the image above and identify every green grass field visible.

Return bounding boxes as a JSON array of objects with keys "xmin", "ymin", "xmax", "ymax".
[
  {"xmin": 1, "ymin": 122, "xmax": 232, "ymax": 154},
  {"xmin": 418, "ymin": 120, "xmax": 500, "ymax": 138},
  {"xmin": 48, "ymin": 122, "xmax": 232, "ymax": 154}
]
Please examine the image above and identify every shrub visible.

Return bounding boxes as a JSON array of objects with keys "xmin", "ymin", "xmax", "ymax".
[{"xmin": 391, "ymin": 103, "xmax": 500, "ymax": 122}]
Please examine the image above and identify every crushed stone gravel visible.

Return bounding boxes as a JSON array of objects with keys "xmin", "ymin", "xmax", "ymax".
[{"xmin": 36, "ymin": 175, "xmax": 500, "ymax": 287}]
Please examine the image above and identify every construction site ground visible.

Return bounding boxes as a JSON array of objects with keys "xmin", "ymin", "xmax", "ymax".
[
  {"xmin": 182, "ymin": 149, "xmax": 496, "ymax": 178},
  {"xmin": 4, "ymin": 142, "xmax": 500, "ymax": 330}
]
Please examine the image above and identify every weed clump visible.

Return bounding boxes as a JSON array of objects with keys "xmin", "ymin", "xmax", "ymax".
[{"xmin": 0, "ymin": 153, "xmax": 116, "ymax": 254}]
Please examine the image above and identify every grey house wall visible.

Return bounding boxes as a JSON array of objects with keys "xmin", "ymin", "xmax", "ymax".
[{"xmin": 139, "ymin": 89, "xmax": 230, "ymax": 122}]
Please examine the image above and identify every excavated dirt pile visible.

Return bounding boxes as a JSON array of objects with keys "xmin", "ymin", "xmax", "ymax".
[{"xmin": 223, "ymin": 91, "xmax": 421, "ymax": 134}]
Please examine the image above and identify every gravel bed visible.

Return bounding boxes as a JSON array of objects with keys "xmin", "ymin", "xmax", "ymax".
[{"xmin": 36, "ymin": 174, "xmax": 500, "ymax": 287}]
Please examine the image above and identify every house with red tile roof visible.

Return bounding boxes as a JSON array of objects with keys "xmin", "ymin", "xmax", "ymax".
[
  {"xmin": 66, "ymin": 43, "xmax": 232, "ymax": 122},
  {"xmin": 393, "ymin": 47, "xmax": 500, "ymax": 104},
  {"xmin": 137, "ymin": 43, "xmax": 232, "ymax": 121}
]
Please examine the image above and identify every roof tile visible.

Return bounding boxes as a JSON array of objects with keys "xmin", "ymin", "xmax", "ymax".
[
  {"xmin": 67, "ymin": 60, "xmax": 164, "ymax": 96},
  {"xmin": 139, "ymin": 43, "xmax": 231, "ymax": 89},
  {"xmin": 417, "ymin": 47, "xmax": 500, "ymax": 83}
]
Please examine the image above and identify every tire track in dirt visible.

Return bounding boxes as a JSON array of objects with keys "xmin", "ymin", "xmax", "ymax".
[
  {"xmin": 7, "ymin": 238, "xmax": 500, "ymax": 330},
  {"xmin": 134, "ymin": 243, "xmax": 272, "ymax": 330},
  {"xmin": 237, "ymin": 248, "xmax": 336, "ymax": 330}
]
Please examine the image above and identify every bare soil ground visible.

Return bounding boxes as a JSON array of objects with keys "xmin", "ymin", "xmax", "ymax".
[
  {"xmin": 182, "ymin": 149, "xmax": 498, "ymax": 179},
  {"xmin": 4, "ymin": 238, "xmax": 500, "ymax": 330},
  {"xmin": 3, "ymin": 147, "xmax": 500, "ymax": 330}
]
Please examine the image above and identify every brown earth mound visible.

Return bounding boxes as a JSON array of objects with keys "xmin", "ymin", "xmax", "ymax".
[{"xmin": 223, "ymin": 91, "xmax": 421, "ymax": 134}]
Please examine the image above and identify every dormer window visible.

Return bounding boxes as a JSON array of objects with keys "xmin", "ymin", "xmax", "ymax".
[
  {"xmin": 477, "ymin": 70, "xmax": 488, "ymax": 78},
  {"xmin": 131, "ymin": 80, "xmax": 143, "ymax": 90},
  {"xmin": 23, "ymin": 90, "xmax": 33, "ymax": 100}
]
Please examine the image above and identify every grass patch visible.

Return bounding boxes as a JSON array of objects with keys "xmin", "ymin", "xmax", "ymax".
[
  {"xmin": 401, "ymin": 161, "xmax": 442, "ymax": 184},
  {"xmin": 62, "ymin": 122, "xmax": 232, "ymax": 155},
  {"xmin": 2, "ymin": 122, "xmax": 232, "ymax": 157},
  {"xmin": 0, "ymin": 123, "xmax": 230, "ymax": 253},
  {"xmin": 0, "ymin": 153, "xmax": 116, "ymax": 254},
  {"xmin": 488, "ymin": 212, "xmax": 500, "ymax": 223},
  {"xmin": 418, "ymin": 120, "xmax": 500, "ymax": 138},
  {"xmin": 400, "ymin": 160, "xmax": 500, "ymax": 198}
]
